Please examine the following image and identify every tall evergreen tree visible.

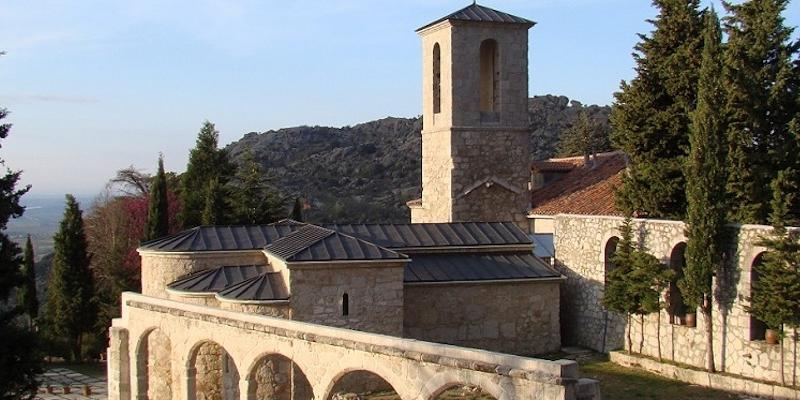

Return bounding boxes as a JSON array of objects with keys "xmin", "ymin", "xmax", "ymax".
[
  {"xmin": 144, "ymin": 154, "xmax": 169, "ymax": 241},
  {"xmin": 680, "ymin": 9, "xmax": 727, "ymax": 373},
  {"xmin": 556, "ymin": 110, "xmax": 612, "ymax": 159},
  {"xmin": 748, "ymin": 171, "xmax": 800, "ymax": 384},
  {"xmin": 289, "ymin": 197, "xmax": 305, "ymax": 222},
  {"xmin": 45, "ymin": 194, "xmax": 96, "ymax": 361},
  {"xmin": 232, "ymin": 149, "xmax": 284, "ymax": 225},
  {"xmin": 17, "ymin": 235, "xmax": 38, "ymax": 328},
  {"xmin": 610, "ymin": 0, "xmax": 704, "ymax": 219},
  {"xmin": 202, "ymin": 177, "xmax": 226, "ymax": 226},
  {"xmin": 180, "ymin": 121, "xmax": 233, "ymax": 227},
  {"xmin": 723, "ymin": 0, "xmax": 800, "ymax": 224},
  {"xmin": 603, "ymin": 217, "xmax": 636, "ymax": 351},
  {"xmin": 0, "ymin": 107, "xmax": 40, "ymax": 399}
]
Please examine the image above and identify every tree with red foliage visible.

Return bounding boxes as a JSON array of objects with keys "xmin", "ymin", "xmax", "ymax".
[{"xmin": 84, "ymin": 168, "xmax": 181, "ymax": 355}]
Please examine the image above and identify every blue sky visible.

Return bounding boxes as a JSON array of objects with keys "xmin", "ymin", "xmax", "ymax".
[{"xmin": 1, "ymin": 0, "xmax": 798, "ymax": 197}]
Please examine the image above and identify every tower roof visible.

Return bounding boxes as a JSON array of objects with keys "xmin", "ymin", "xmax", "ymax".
[{"xmin": 416, "ymin": 3, "xmax": 535, "ymax": 32}]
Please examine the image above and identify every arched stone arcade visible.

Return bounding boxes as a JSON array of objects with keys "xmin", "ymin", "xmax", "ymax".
[
  {"xmin": 187, "ymin": 341, "xmax": 240, "ymax": 400},
  {"xmin": 135, "ymin": 328, "xmax": 173, "ymax": 400}
]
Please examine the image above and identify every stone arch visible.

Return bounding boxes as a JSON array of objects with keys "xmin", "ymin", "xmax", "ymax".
[
  {"xmin": 427, "ymin": 382, "xmax": 502, "ymax": 400},
  {"xmin": 187, "ymin": 340, "xmax": 240, "ymax": 400},
  {"xmin": 433, "ymin": 42, "xmax": 441, "ymax": 114},
  {"xmin": 479, "ymin": 39, "xmax": 499, "ymax": 112},
  {"xmin": 245, "ymin": 353, "xmax": 313, "ymax": 400},
  {"xmin": 323, "ymin": 369, "xmax": 402, "ymax": 400},
  {"xmin": 420, "ymin": 371, "xmax": 507, "ymax": 400},
  {"xmin": 135, "ymin": 328, "xmax": 173, "ymax": 400},
  {"xmin": 603, "ymin": 236, "xmax": 620, "ymax": 285},
  {"xmin": 667, "ymin": 242, "xmax": 688, "ymax": 325},
  {"xmin": 749, "ymin": 251, "xmax": 769, "ymax": 341}
]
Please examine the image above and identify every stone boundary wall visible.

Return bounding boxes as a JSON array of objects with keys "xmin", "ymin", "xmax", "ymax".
[
  {"xmin": 554, "ymin": 214, "xmax": 799, "ymax": 385},
  {"xmin": 111, "ymin": 292, "xmax": 600, "ymax": 400},
  {"xmin": 610, "ymin": 351, "xmax": 800, "ymax": 399}
]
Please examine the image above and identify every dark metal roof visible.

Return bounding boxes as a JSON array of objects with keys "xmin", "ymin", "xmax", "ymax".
[
  {"xmin": 167, "ymin": 265, "xmax": 266, "ymax": 294},
  {"xmin": 264, "ymin": 225, "xmax": 407, "ymax": 262},
  {"xmin": 322, "ymin": 222, "xmax": 531, "ymax": 249},
  {"xmin": 416, "ymin": 3, "xmax": 535, "ymax": 32},
  {"xmin": 216, "ymin": 272, "xmax": 289, "ymax": 302},
  {"xmin": 139, "ymin": 221, "xmax": 303, "ymax": 252},
  {"xmin": 404, "ymin": 253, "xmax": 560, "ymax": 283}
]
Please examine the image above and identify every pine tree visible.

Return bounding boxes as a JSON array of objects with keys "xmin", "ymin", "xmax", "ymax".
[
  {"xmin": 202, "ymin": 177, "xmax": 226, "ymax": 226},
  {"xmin": 0, "ymin": 107, "xmax": 40, "ymax": 399},
  {"xmin": 556, "ymin": 110, "xmax": 612, "ymax": 159},
  {"xmin": 17, "ymin": 235, "xmax": 38, "ymax": 329},
  {"xmin": 289, "ymin": 197, "xmax": 305, "ymax": 222},
  {"xmin": 680, "ymin": 8, "xmax": 727, "ymax": 373},
  {"xmin": 610, "ymin": 0, "xmax": 704, "ymax": 219},
  {"xmin": 723, "ymin": 0, "xmax": 800, "ymax": 224},
  {"xmin": 45, "ymin": 194, "xmax": 96, "ymax": 361},
  {"xmin": 231, "ymin": 149, "xmax": 284, "ymax": 225},
  {"xmin": 180, "ymin": 121, "xmax": 233, "ymax": 227},
  {"xmin": 144, "ymin": 154, "xmax": 169, "ymax": 241}
]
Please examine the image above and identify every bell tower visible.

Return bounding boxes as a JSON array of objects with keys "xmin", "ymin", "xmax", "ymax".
[{"xmin": 409, "ymin": 3, "xmax": 535, "ymax": 224}]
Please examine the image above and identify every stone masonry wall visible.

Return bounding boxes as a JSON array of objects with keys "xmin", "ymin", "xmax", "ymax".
[
  {"xmin": 140, "ymin": 251, "xmax": 266, "ymax": 298},
  {"xmin": 403, "ymin": 281, "xmax": 561, "ymax": 355},
  {"xmin": 288, "ymin": 263, "xmax": 405, "ymax": 336},
  {"xmin": 555, "ymin": 214, "xmax": 798, "ymax": 384},
  {"xmin": 144, "ymin": 329, "xmax": 172, "ymax": 400},
  {"xmin": 414, "ymin": 21, "xmax": 531, "ymax": 225}
]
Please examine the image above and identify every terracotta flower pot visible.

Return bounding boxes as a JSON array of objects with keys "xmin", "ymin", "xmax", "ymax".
[
  {"xmin": 766, "ymin": 329, "xmax": 780, "ymax": 345},
  {"xmin": 684, "ymin": 312, "xmax": 697, "ymax": 328}
]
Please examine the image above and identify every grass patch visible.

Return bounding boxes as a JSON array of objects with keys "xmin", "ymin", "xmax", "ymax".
[{"xmin": 580, "ymin": 356, "xmax": 739, "ymax": 400}]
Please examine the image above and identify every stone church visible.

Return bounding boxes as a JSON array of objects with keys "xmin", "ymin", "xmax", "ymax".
[{"xmin": 107, "ymin": 2, "xmax": 794, "ymax": 400}]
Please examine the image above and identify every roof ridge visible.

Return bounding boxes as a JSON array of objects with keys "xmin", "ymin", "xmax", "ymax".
[
  {"xmin": 416, "ymin": 3, "xmax": 534, "ymax": 32},
  {"xmin": 264, "ymin": 224, "xmax": 336, "ymax": 259},
  {"xmin": 542, "ymin": 150, "xmax": 624, "ymax": 163}
]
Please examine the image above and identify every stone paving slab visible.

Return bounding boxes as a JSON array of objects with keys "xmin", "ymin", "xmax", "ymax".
[{"xmin": 35, "ymin": 368, "xmax": 107, "ymax": 400}]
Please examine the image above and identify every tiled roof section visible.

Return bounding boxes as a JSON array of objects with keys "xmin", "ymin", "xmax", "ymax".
[
  {"xmin": 404, "ymin": 253, "xmax": 560, "ymax": 283},
  {"xmin": 167, "ymin": 265, "xmax": 266, "ymax": 294},
  {"xmin": 531, "ymin": 160, "xmax": 577, "ymax": 172},
  {"xmin": 530, "ymin": 151, "xmax": 626, "ymax": 216},
  {"xmin": 416, "ymin": 3, "xmax": 535, "ymax": 32},
  {"xmin": 216, "ymin": 272, "xmax": 289, "ymax": 302},
  {"xmin": 139, "ymin": 222, "xmax": 303, "ymax": 252},
  {"xmin": 264, "ymin": 225, "xmax": 407, "ymax": 262},
  {"xmin": 322, "ymin": 222, "xmax": 531, "ymax": 249}
]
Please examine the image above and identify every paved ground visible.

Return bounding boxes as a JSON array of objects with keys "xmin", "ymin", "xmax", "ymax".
[{"xmin": 35, "ymin": 368, "xmax": 107, "ymax": 400}]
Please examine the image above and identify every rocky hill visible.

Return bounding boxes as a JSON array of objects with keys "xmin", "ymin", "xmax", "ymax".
[{"xmin": 226, "ymin": 95, "xmax": 610, "ymax": 223}]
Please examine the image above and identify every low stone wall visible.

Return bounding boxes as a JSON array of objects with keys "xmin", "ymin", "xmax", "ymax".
[
  {"xmin": 554, "ymin": 214, "xmax": 799, "ymax": 385},
  {"xmin": 403, "ymin": 280, "xmax": 561, "ymax": 355},
  {"xmin": 610, "ymin": 351, "xmax": 800, "ymax": 399}
]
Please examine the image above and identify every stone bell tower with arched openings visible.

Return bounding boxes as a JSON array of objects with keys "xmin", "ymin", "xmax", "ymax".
[{"xmin": 409, "ymin": 3, "xmax": 534, "ymax": 225}]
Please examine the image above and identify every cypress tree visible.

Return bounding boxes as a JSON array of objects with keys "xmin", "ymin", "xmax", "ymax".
[
  {"xmin": 723, "ymin": 0, "xmax": 800, "ymax": 224},
  {"xmin": 144, "ymin": 154, "xmax": 169, "ymax": 241},
  {"xmin": 232, "ymin": 149, "xmax": 284, "ymax": 225},
  {"xmin": 45, "ymin": 194, "xmax": 96, "ymax": 361},
  {"xmin": 680, "ymin": 8, "xmax": 727, "ymax": 373},
  {"xmin": 0, "ymin": 106, "xmax": 40, "ymax": 398},
  {"xmin": 603, "ymin": 217, "xmax": 636, "ymax": 352},
  {"xmin": 610, "ymin": 0, "xmax": 704, "ymax": 219},
  {"xmin": 748, "ymin": 171, "xmax": 800, "ymax": 384},
  {"xmin": 202, "ymin": 177, "xmax": 226, "ymax": 226},
  {"xmin": 289, "ymin": 197, "xmax": 305, "ymax": 222},
  {"xmin": 17, "ymin": 235, "xmax": 38, "ymax": 328},
  {"xmin": 181, "ymin": 121, "xmax": 233, "ymax": 227}
]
